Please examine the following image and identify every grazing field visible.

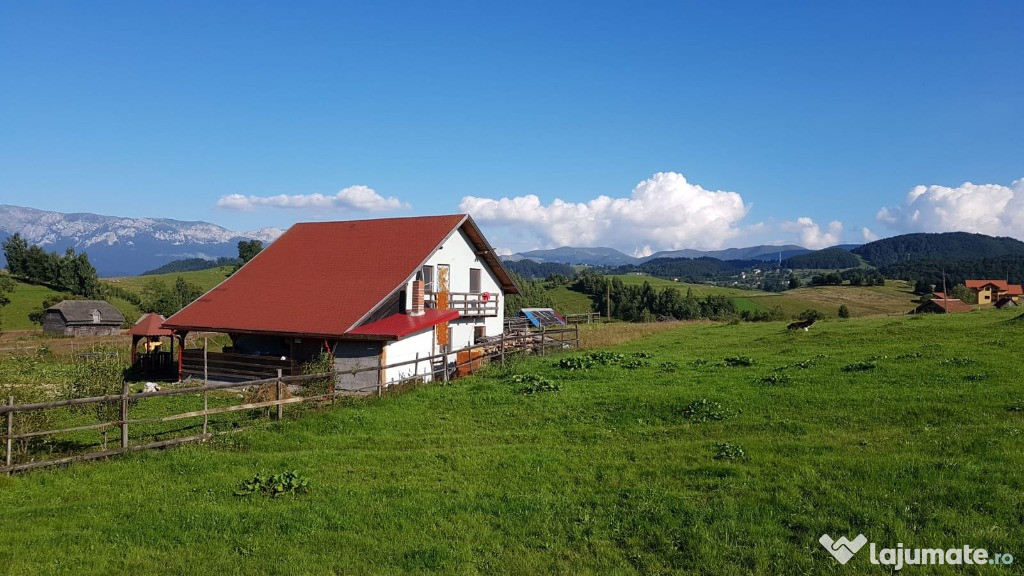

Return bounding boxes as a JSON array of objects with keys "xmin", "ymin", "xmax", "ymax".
[
  {"xmin": 2, "ymin": 310, "xmax": 1022, "ymax": 574},
  {"xmin": 607, "ymin": 275, "xmax": 919, "ymax": 318},
  {"xmin": 102, "ymin": 265, "xmax": 234, "ymax": 294},
  {"xmin": 0, "ymin": 279, "xmax": 66, "ymax": 331},
  {"xmin": 545, "ymin": 285, "xmax": 596, "ymax": 315}
]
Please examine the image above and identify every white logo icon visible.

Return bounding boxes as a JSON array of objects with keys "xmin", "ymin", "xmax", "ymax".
[{"xmin": 820, "ymin": 534, "xmax": 868, "ymax": 564}]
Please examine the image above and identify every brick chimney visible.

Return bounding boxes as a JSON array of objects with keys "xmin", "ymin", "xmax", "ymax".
[{"xmin": 409, "ymin": 271, "xmax": 425, "ymax": 316}]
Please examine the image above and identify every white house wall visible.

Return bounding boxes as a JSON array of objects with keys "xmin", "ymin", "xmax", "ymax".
[
  {"xmin": 383, "ymin": 329, "xmax": 437, "ymax": 384},
  {"xmin": 405, "ymin": 226, "xmax": 506, "ymax": 338}
]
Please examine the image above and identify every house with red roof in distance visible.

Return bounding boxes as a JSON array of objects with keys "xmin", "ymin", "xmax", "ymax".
[
  {"xmin": 163, "ymin": 215, "xmax": 518, "ymax": 392},
  {"xmin": 912, "ymin": 295, "xmax": 974, "ymax": 314},
  {"xmin": 965, "ymin": 280, "xmax": 1023, "ymax": 306}
]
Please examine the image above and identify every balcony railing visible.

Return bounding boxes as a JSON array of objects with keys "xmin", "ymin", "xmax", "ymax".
[{"xmin": 425, "ymin": 291, "xmax": 500, "ymax": 317}]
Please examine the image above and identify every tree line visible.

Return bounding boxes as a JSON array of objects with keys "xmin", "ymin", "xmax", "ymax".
[
  {"xmin": 573, "ymin": 271, "xmax": 739, "ymax": 322},
  {"xmin": 2, "ymin": 233, "xmax": 100, "ymax": 298}
]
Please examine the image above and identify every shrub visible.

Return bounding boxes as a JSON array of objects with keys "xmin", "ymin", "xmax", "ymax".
[
  {"xmin": 757, "ymin": 373, "xmax": 792, "ymax": 386},
  {"xmin": 683, "ymin": 398, "xmax": 731, "ymax": 422},
  {"xmin": 235, "ymin": 470, "xmax": 310, "ymax": 498},
  {"xmin": 798, "ymin": 309, "xmax": 825, "ymax": 322},
  {"xmin": 586, "ymin": 351, "xmax": 625, "ymax": 365},
  {"xmin": 838, "ymin": 304, "xmax": 850, "ymax": 319},
  {"xmin": 713, "ymin": 442, "xmax": 747, "ymax": 461},
  {"xmin": 556, "ymin": 356, "xmax": 594, "ymax": 371},
  {"xmin": 508, "ymin": 374, "xmax": 559, "ymax": 394},
  {"xmin": 842, "ymin": 361, "xmax": 876, "ymax": 372},
  {"xmin": 940, "ymin": 357, "xmax": 976, "ymax": 367},
  {"xmin": 658, "ymin": 361, "xmax": 679, "ymax": 373},
  {"xmin": 722, "ymin": 356, "xmax": 755, "ymax": 367}
]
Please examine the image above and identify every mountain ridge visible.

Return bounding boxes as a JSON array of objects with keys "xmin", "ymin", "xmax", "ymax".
[{"xmin": 0, "ymin": 204, "xmax": 282, "ymax": 277}]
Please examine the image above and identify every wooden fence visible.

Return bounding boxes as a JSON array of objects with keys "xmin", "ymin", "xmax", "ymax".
[
  {"xmin": 565, "ymin": 312, "xmax": 602, "ymax": 324},
  {"xmin": 1, "ymin": 325, "xmax": 578, "ymax": 475}
]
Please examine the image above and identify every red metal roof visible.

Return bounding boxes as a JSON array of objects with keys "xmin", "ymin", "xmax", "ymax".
[
  {"xmin": 128, "ymin": 313, "xmax": 173, "ymax": 337},
  {"xmin": 1007, "ymin": 284, "xmax": 1023, "ymax": 296},
  {"xmin": 928, "ymin": 298, "xmax": 973, "ymax": 313},
  {"xmin": 966, "ymin": 279, "xmax": 1009, "ymax": 291},
  {"xmin": 347, "ymin": 309, "xmax": 460, "ymax": 339},
  {"xmin": 163, "ymin": 215, "xmax": 510, "ymax": 338}
]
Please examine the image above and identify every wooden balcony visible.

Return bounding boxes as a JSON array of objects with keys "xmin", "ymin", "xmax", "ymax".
[{"xmin": 425, "ymin": 291, "xmax": 500, "ymax": 317}]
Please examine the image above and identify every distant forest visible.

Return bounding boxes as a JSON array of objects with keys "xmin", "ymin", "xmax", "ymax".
[
  {"xmin": 610, "ymin": 257, "xmax": 762, "ymax": 282},
  {"xmin": 880, "ymin": 255, "xmax": 1024, "ymax": 287},
  {"xmin": 143, "ymin": 256, "xmax": 240, "ymax": 275},
  {"xmin": 782, "ymin": 247, "xmax": 861, "ymax": 270},
  {"xmin": 502, "ymin": 259, "xmax": 575, "ymax": 280},
  {"xmin": 853, "ymin": 232, "xmax": 1024, "ymax": 267}
]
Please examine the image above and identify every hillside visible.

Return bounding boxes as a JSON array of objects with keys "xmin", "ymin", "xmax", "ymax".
[
  {"xmin": 781, "ymin": 246, "xmax": 861, "ymax": 269},
  {"xmin": 852, "ymin": 231, "xmax": 1024, "ymax": 267},
  {"xmin": 1, "ymin": 314, "xmax": 1021, "ymax": 573},
  {"xmin": 142, "ymin": 256, "xmax": 240, "ymax": 275}
]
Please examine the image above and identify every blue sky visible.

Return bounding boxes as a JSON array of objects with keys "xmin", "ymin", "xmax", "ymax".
[{"xmin": 2, "ymin": 1, "xmax": 1022, "ymax": 254}]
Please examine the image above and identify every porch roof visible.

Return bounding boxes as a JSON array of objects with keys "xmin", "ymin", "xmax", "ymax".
[{"xmin": 346, "ymin": 309, "xmax": 460, "ymax": 340}]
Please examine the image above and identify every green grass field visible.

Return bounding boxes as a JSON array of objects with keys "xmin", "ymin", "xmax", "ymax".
[
  {"xmin": 2, "ymin": 311, "xmax": 1022, "ymax": 574},
  {"xmin": 607, "ymin": 275, "xmax": 918, "ymax": 318},
  {"xmin": 103, "ymin": 266, "xmax": 234, "ymax": 294},
  {"xmin": 0, "ymin": 279, "xmax": 67, "ymax": 331},
  {"xmin": 545, "ymin": 285, "xmax": 596, "ymax": 315}
]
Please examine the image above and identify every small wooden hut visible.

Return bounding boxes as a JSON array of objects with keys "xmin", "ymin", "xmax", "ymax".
[{"xmin": 43, "ymin": 300, "xmax": 124, "ymax": 336}]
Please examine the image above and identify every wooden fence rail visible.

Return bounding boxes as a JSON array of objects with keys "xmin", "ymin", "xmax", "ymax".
[{"xmin": 1, "ymin": 325, "xmax": 578, "ymax": 475}]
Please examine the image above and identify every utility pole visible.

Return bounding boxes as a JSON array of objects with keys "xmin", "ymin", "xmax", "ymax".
[{"xmin": 606, "ymin": 281, "xmax": 611, "ymax": 319}]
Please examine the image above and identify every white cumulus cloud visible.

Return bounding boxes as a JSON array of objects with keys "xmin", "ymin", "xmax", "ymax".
[
  {"xmin": 216, "ymin": 185, "xmax": 410, "ymax": 212},
  {"xmin": 781, "ymin": 217, "xmax": 844, "ymax": 249},
  {"xmin": 459, "ymin": 172, "xmax": 749, "ymax": 251},
  {"xmin": 876, "ymin": 178, "xmax": 1024, "ymax": 236}
]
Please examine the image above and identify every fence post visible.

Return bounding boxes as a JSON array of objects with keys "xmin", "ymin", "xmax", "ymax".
[
  {"xmin": 541, "ymin": 326, "xmax": 547, "ymax": 356},
  {"xmin": 5, "ymin": 396, "xmax": 13, "ymax": 473},
  {"xmin": 202, "ymin": 387, "xmax": 209, "ymax": 437},
  {"xmin": 442, "ymin": 348, "xmax": 449, "ymax": 384},
  {"xmin": 120, "ymin": 382, "xmax": 129, "ymax": 449},
  {"xmin": 276, "ymin": 369, "xmax": 284, "ymax": 421},
  {"xmin": 203, "ymin": 337, "xmax": 208, "ymax": 384},
  {"xmin": 500, "ymin": 332, "xmax": 506, "ymax": 367}
]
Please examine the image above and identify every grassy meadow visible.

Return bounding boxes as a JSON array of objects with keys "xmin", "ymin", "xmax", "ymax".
[
  {"xmin": 2, "ymin": 310, "xmax": 1022, "ymax": 574},
  {"xmin": 609, "ymin": 274, "xmax": 919, "ymax": 318},
  {"xmin": 0, "ymin": 279, "xmax": 66, "ymax": 331},
  {"xmin": 102, "ymin": 265, "xmax": 234, "ymax": 294}
]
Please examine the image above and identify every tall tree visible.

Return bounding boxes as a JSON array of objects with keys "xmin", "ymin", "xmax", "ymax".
[
  {"xmin": 2, "ymin": 233, "xmax": 30, "ymax": 275},
  {"xmin": 238, "ymin": 240, "xmax": 264, "ymax": 265},
  {"xmin": 0, "ymin": 273, "xmax": 15, "ymax": 333}
]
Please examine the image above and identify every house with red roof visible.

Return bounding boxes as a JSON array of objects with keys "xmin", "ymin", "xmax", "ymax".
[
  {"xmin": 913, "ymin": 296, "xmax": 973, "ymax": 314},
  {"xmin": 965, "ymin": 280, "xmax": 1023, "ymax": 306},
  {"xmin": 163, "ymin": 215, "xmax": 518, "ymax": 391}
]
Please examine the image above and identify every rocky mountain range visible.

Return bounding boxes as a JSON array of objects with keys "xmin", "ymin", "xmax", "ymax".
[{"xmin": 0, "ymin": 205, "xmax": 282, "ymax": 277}]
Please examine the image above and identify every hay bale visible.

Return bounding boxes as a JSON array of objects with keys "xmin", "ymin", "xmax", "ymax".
[{"xmin": 244, "ymin": 381, "xmax": 293, "ymax": 404}]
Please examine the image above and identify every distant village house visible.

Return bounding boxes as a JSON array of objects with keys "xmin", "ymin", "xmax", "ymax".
[
  {"xmin": 43, "ymin": 300, "xmax": 125, "ymax": 336},
  {"xmin": 966, "ymin": 280, "xmax": 1023, "ymax": 307}
]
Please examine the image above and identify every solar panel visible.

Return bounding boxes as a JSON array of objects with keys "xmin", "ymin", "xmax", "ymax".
[{"xmin": 520, "ymin": 308, "xmax": 567, "ymax": 327}]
